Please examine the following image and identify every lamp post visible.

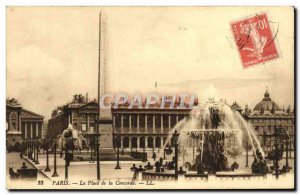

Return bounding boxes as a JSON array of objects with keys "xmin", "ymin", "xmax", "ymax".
[
  {"xmin": 172, "ymin": 129, "xmax": 179, "ymax": 180},
  {"xmin": 284, "ymin": 131, "xmax": 290, "ymax": 170},
  {"xmin": 65, "ymin": 140, "xmax": 69, "ymax": 180},
  {"xmin": 115, "ymin": 135, "xmax": 121, "ymax": 169},
  {"xmin": 192, "ymin": 142, "xmax": 195, "ymax": 163},
  {"xmin": 274, "ymin": 127, "xmax": 280, "ymax": 179},
  {"xmin": 35, "ymin": 137, "xmax": 40, "ymax": 164},
  {"xmin": 28, "ymin": 139, "xmax": 32, "ymax": 160},
  {"xmin": 64, "ymin": 137, "xmax": 74, "ymax": 180},
  {"xmin": 44, "ymin": 137, "xmax": 51, "ymax": 172},
  {"xmin": 285, "ymin": 139, "xmax": 289, "ymax": 169},
  {"xmin": 142, "ymin": 141, "xmax": 147, "ymax": 162},
  {"xmin": 25, "ymin": 140, "xmax": 28, "ymax": 156},
  {"xmin": 289, "ymin": 139, "xmax": 292, "ymax": 158},
  {"xmin": 245, "ymin": 137, "xmax": 249, "ymax": 167},
  {"xmin": 52, "ymin": 140, "xmax": 59, "ymax": 177},
  {"xmin": 95, "ymin": 130, "xmax": 100, "ymax": 181},
  {"xmin": 30, "ymin": 138, "xmax": 34, "ymax": 161},
  {"xmin": 32, "ymin": 139, "xmax": 36, "ymax": 163},
  {"xmin": 89, "ymin": 136, "xmax": 94, "ymax": 163}
]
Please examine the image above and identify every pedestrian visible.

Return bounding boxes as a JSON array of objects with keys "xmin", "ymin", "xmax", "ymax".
[
  {"xmin": 21, "ymin": 162, "xmax": 27, "ymax": 169},
  {"xmin": 152, "ymin": 152, "xmax": 156, "ymax": 161},
  {"xmin": 19, "ymin": 152, "xmax": 23, "ymax": 159}
]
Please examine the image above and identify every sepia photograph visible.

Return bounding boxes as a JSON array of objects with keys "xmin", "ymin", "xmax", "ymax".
[{"xmin": 5, "ymin": 6, "xmax": 295, "ymax": 190}]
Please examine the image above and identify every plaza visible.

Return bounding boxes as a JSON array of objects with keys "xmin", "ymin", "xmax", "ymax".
[{"xmin": 6, "ymin": 145, "xmax": 295, "ymax": 189}]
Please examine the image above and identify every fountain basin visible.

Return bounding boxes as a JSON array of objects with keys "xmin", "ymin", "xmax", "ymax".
[{"xmin": 215, "ymin": 171, "xmax": 266, "ymax": 178}]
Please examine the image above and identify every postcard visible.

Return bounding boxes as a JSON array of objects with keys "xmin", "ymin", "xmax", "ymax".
[{"xmin": 6, "ymin": 6, "xmax": 295, "ymax": 190}]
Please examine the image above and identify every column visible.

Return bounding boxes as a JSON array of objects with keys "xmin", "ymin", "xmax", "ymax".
[
  {"xmin": 168, "ymin": 114, "xmax": 171, "ymax": 131},
  {"xmin": 153, "ymin": 115, "xmax": 155, "ymax": 132},
  {"xmin": 25, "ymin": 122, "xmax": 27, "ymax": 139},
  {"xmin": 87, "ymin": 114, "xmax": 90, "ymax": 133},
  {"xmin": 129, "ymin": 137, "xmax": 132, "ymax": 149},
  {"xmin": 161, "ymin": 137, "xmax": 164, "ymax": 148},
  {"xmin": 145, "ymin": 136, "xmax": 148, "ymax": 148},
  {"xmin": 36, "ymin": 122, "xmax": 39, "ymax": 138},
  {"xmin": 129, "ymin": 115, "xmax": 132, "ymax": 131},
  {"xmin": 113, "ymin": 115, "xmax": 116, "ymax": 128},
  {"xmin": 121, "ymin": 114, "xmax": 124, "ymax": 132},
  {"xmin": 145, "ymin": 114, "xmax": 148, "ymax": 131},
  {"xmin": 30, "ymin": 122, "xmax": 33, "ymax": 138},
  {"xmin": 176, "ymin": 114, "xmax": 179, "ymax": 124},
  {"xmin": 41, "ymin": 123, "xmax": 44, "ymax": 139},
  {"xmin": 137, "ymin": 137, "xmax": 140, "ymax": 149},
  {"xmin": 153, "ymin": 137, "xmax": 156, "ymax": 148},
  {"xmin": 161, "ymin": 114, "xmax": 163, "ymax": 133},
  {"xmin": 137, "ymin": 114, "xmax": 140, "ymax": 131},
  {"xmin": 120, "ymin": 137, "xmax": 123, "ymax": 148}
]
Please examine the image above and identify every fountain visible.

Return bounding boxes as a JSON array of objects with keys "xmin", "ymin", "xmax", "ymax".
[
  {"xmin": 55, "ymin": 124, "xmax": 88, "ymax": 151},
  {"xmin": 159, "ymin": 98, "xmax": 267, "ymax": 175}
]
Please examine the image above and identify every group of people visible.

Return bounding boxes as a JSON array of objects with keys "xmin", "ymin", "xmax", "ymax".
[
  {"xmin": 130, "ymin": 157, "xmax": 188, "ymax": 177},
  {"xmin": 9, "ymin": 162, "xmax": 28, "ymax": 178}
]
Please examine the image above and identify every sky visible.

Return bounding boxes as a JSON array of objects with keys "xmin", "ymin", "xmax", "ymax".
[{"xmin": 6, "ymin": 7, "xmax": 294, "ymax": 119}]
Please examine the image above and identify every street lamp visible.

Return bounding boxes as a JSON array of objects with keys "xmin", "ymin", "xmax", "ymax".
[
  {"xmin": 172, "ymin": 129, "xmax": 179, "ymax": 180},
  {"xmin": 44, "ymin": 137, "xmax": 51, "ymax": 172},
  {"xmin": 115, "ymin": 135, "xmax": 121, "ymax": 169},
  {"xmin": 28, "ymin": 139, "xmax": 32, "ymax": 160},
  {"xmin": 64, "ymin": 137, "xmax": 74, "ymax": 180},
  {"xmin": 283, "ymin": 131, "xmax": 290, "ymax": 170},
  {"xmin": 35, "ymin": 137, "xmax": 40, "ymax": 165},
  {"xmin": 52, "ymin": 139, "xmax": 59, "ymax": 177},
  {"xmin": 25, "ymin": 139, "xmax": 28, "ymax": 156},
  {"xmin": 89, "ymin": 136, "xmax": 94, "ymax": 163},
  {"xmin": 245, "ymin": 136, "xmax": 249, "ymax": 168},
  {"xmin": 142, "ymin": 140, "xmax": 147, "ymax": 162},
  {"xmin": 90, "ymin": 120, "xmax": 101, "ymax": 181},
  {"xmin": 192, "ymin": 141, "xmax": 195, "ymax": 163},
  {"xmin": 274, "ymin": 127, "xmax": 280, "ymax": 179},
  {"xmin": 95, "ymin": 129, "xmax": 101, "ymax": 181},
  {"xmin": 32, "ymin": 139, "xmax": 36, "ymax": 163},
  {"xmin": 285, "ymin": 138, "xmax": 289, "ymax": 169}
]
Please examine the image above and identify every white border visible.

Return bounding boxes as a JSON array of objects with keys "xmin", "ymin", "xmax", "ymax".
[{"xmin": 0, "ymin": 1, "xmax": 298, "ymax": 195}]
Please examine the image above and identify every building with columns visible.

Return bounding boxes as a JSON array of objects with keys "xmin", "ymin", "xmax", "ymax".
[
  {"xmin": 244, "ymin": 90, "xmax": 295, "ymax": 152},
  {"xmin": 112, "ymin": 100, "xmax": 196, "ymax": 150},
  {"xmin": 6, "ymin": 98, "xmax": 44, "ymax": 147},
  {"xmin": 48, "ymin": 94, "xmax": 99, "ymax": 143}
]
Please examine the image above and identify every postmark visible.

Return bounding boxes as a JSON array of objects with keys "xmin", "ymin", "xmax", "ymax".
[{"xmin": 231, "ymin": 13, "xmax": 279, "ymax": 68}]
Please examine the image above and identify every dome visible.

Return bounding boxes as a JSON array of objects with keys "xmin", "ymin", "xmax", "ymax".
[{"xmin": 253, "ymin": 90, "xmax": 281, "ymax": 111}]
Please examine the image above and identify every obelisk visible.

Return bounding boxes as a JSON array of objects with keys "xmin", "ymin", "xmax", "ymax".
[{"xmin": 97, "ymin": 12, "xmax": 113, "ymax": 148}]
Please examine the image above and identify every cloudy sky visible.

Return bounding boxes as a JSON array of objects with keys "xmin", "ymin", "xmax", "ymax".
[{"xmin": 7, "ymin": 7, "xmax": 294, "ymax": 119}]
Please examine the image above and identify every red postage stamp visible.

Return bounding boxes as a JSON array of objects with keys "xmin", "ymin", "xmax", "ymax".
[{"xmin": 231, "ymin": 13, "xmax": 279, "ymax": 68}]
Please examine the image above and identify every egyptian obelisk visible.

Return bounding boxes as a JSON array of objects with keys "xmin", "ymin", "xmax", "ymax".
[{"xmin": 98, "ymin": 12, "xmax": 113, "ymax": 148}]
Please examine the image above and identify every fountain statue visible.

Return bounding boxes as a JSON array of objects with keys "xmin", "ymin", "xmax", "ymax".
[
  {"xmin": 55, "ymin": 124, "xmax": 88, "ymax": 151},
  {"xmin": 251, "ymin": 149, "xmax": 268, "ymax": 174},
  {"xmin": 159, "ymin": 98, "xmax": 267, "ymax": 175}
]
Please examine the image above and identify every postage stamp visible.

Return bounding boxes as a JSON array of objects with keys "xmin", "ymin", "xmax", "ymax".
[{"xmin": 231, "ymin": 13, "xmax": 279, "ymax": 68}]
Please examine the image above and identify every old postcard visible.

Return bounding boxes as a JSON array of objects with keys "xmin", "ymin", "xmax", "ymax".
[{"xmin": 6, "ymin": 7, "xmax": 295, "ymax": 190}]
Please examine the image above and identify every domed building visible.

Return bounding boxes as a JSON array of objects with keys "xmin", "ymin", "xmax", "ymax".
[
  {"xmin": 244, "ymin": 90, "xmax": 294, "ymax": 155},
  {"xmin": 252, "ymin": 90, "xmax": 281, "ymax": 113}
]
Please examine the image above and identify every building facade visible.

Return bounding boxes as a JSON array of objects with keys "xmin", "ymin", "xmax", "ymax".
[
  {"xmin": 48, "ymin": 94, "xmax": 99, "ymax": 143},
  {"xmin": 6, "ymin": 98, "xmax": 44, "ymax": 147},
  {"xmin": 245, "ymin": 90, "xmax": 295, "ymax": 152},
  {"xmin": 112, "ymin": 100, "xmax": 196, "ymax": 150}
]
